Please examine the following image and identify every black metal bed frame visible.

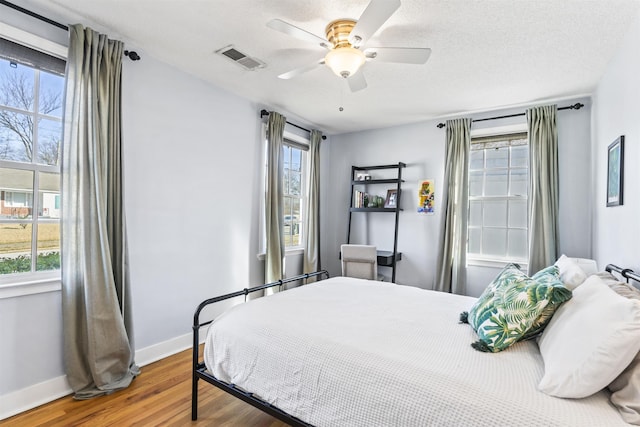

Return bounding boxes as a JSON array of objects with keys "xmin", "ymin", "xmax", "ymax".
[
  {"xmin": 605, "ymin": 264, "xmax": 640, "ymax": 287},
  {"xmin": 191, "ymin": 270, "xmax": 329, "ymax": 425}
]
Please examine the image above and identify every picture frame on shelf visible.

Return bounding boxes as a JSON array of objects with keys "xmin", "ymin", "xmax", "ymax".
[
  {"xmin": 606, "ymin": 135, "xmax": 624, "ymax": 207},
  {"xmin": 384, "ymin": 189, "xmax": 398, "ymax": 208}
]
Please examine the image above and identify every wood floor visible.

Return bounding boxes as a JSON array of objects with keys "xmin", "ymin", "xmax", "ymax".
[{"xmin": 3, "ymin": 348, "xmax": 289, "ymax": 427}]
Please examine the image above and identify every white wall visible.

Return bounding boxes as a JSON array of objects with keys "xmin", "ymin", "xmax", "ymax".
[
  {"xmin": 0, "ymin": 8, "xmax": 270, "ymax": 416},
  {"xmin": 592, "ymin": 10, "xmax": 640, "ymax": 272},
  {"xmin": 0, "ymin": 291, "xmax": 64, "ymax": 394},
  {"xmin": 322, "ymin": 121, "xmax": 444, "ymax": 287},
  {"xmin": 122, "ymin": 54, "xmax": 263, "ymax": 350},
  {"xmin": 323, "ymin": 98, "xmax": 593, "ymax": 296}
]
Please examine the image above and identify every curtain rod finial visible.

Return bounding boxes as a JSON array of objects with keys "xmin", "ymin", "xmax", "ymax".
[
  {"xmin": 437, "ymin": 122, "xmax": 446, "ymax": 129},
  {"xmin": 124, "ymin": 50, "xmax": 140, "ymax": 61}
]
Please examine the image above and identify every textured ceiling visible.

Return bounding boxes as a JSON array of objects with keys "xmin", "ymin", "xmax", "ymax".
[{"xmin": 14, "ymin": 0, "xmax": 640, "ymax": 134}]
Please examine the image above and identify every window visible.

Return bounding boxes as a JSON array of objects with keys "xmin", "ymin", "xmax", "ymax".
[
  {"xmin": 260, "ymin": 127, "xmax": 309, "ymax": 254},
  {"xmin": 0, "ymin": 37, "xmax": 65, "ymax": 276},
  {"xmin": 283, "ymin": 142, "xmax": 306, "ymax": 248},
  {"xmin": 467, "ymin": 132, "xmax": 529, "ymax": 266},
  {"xmin": 4, "ymin": 191, "xmax": 32, "ymax": 207}
]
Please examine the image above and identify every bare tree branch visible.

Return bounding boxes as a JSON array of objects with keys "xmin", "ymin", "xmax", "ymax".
[{"xmin": 0, "ymin": 68, "xmax": 62, "ymax": 163}]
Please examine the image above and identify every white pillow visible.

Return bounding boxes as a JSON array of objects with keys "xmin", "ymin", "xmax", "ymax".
[
  {"xmin": 554, "ymin": 254, "xmax": 588, "ymax": 290},
  {"xmin": 573, "ymin": 257, "xmax": 598, "ymax": 276},
  {"xmin": 537, "ymin": 275, "xmax": 640, "ymax": 398}
]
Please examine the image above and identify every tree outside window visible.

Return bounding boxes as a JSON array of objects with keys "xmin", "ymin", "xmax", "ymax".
[{"xmin": 0, "ymin": 56, "xmax": 64, "ymax": 275}]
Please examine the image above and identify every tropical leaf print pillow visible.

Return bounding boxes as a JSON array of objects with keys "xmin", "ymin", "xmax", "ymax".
[
  {"xmin": 460, "ymin": 264, "xmax": 571, "ymax": 352},
  {"xmin": 519, "ymin": 265, "xmax": 572, "ymax": 341}
]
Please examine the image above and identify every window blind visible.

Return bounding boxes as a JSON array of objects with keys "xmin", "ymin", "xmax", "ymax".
[{"xmin": 0, "ymin": 37, "xmax": 66, "ymax": 76}]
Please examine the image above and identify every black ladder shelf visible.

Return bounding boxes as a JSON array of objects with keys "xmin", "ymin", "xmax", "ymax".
[{"xmin": 347, "ymin": 162, "xmax": 405, "ymax": 283}]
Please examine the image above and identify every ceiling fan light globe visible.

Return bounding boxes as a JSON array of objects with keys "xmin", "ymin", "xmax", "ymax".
[{"xmin": 325, "ymin": 47, "xmax": 365, "ymax": 79}]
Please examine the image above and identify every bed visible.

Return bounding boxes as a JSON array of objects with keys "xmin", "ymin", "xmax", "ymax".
[{"xmin": 192, "ymin": 264, "xmax": 640, "ymax": 426}]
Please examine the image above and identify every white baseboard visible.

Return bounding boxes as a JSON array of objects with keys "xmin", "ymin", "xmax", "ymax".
[
  {"xmin": 0, "ymin": 332, "xmax": 200, "ymax": 421},
  {"xmin": 0, "ymin": 375, "xmax": 72, "ymax": 421},
  {"xmin": 135, "ymin": 332, "xmax": 193, "ymax": 367}
]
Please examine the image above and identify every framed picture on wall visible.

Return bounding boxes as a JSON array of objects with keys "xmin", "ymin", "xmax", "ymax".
[
  {"xmin": 417, "ymin": 179, "xmax": 435, "ymax": 214},
  {"xmin": 606, "ymin": 135, "xmax": 624, "ymax": 207}
]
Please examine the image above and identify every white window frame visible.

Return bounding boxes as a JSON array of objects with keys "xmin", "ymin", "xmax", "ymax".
[
  {"xmin": 467, "ymin": 124, "xmax": 529, "ymax": 269},
  {"xmin": 0, "ymin": 24, "xmax": 66, "ymax": 297},
  {"xmin": 282, "ymin": 138, "xmax": 307, "ymax": 251},
  {"xmin": 258, "ymin": 124, "xmax": 310, "ymax": 258}
]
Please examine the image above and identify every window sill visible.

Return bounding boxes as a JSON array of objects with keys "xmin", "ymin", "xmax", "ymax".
[
  {"xmin": 467, "ymin": 257, "xmax": 528, "ymax": 270},
  {"xmin": 256, "ymin": 248, "xmax": 304, "ymax": 261},
  {"xmin": 0, "ymin": 271, "xmax": 61, "ymax": 299}
]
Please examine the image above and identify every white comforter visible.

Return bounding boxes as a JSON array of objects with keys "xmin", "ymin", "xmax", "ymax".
[{"xmin": 204, "ymin": 277, "xmax": 628, "ymax": 426}]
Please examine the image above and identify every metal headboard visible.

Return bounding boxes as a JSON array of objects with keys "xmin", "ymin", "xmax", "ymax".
[{"xmin": 605, "ymin": 264, "xmax": 640, "ymax": 289}]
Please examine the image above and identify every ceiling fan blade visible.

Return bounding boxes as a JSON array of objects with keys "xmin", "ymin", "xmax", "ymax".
[
  {"xmin": 267, "ymin": 19, "xmax": 331, "ymax": 48},
  {"xmin": 365, "ymin": 47, "xmax": 431, "ymax": 64},
  {"xmin": 348, "ymin": 70, "xmax": 367, "ymax": 92},
  {"xmin": 278, "ymin": 59, "xmax": 324, "ymax": 80},
  {"xmin": 348, "ymin": 0, "xmax": 401, "ymax": 47}
]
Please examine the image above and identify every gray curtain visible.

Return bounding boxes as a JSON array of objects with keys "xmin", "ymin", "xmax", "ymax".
[
  {"xmin": 61, "ymin": 24, "xmax": 139, "ymax": 400},
  {"xmin": 303, "ymin": 130, "xmax": 322, "ymax": 277},
  {"xmin": 527, "ymin": 104, "xmax": 559, "ymax": 274},
  {"xmin": 265, "ymin": 112, "xmax": 286, "ymax": 284},
  {"xmin": 436, "ymin": 118, "xmax": 471, "ymax": 294}
]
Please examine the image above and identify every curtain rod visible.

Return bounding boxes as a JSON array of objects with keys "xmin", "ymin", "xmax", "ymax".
[
  {"xmin": 435, "ymin": 102, "xmax": 584, "ymax": 129},
  {"xmin": 260, "ymin": 109, "xmax": 326, "ymax": 140},
  {"xmin": 0, "ymin": 0, "xmax": 141, "ymax": 61}
]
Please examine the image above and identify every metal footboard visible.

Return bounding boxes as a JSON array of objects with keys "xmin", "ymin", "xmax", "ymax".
[{"xmin": 191, "ymin": 270, "xmax": 329, "ymax": 424}]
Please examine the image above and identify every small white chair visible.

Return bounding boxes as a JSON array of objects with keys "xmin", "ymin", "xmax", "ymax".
[{"xmin": 341, "ymin": 244, "xmax": 377, "ymax": 280}]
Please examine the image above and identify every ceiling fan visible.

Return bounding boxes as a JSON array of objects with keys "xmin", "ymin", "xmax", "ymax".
[{"xmin": 267, "ymin": 0, "xmax": 431, "ymax": 92}]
